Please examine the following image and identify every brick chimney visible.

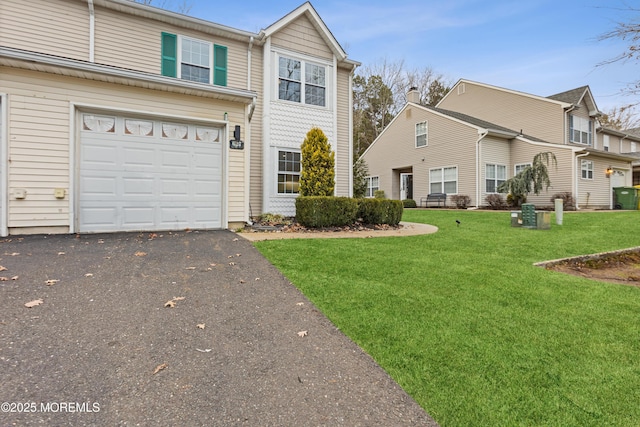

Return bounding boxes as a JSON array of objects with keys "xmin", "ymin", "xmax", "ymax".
[{"xmin": 407, "ymin": 87, "xmax": 420, "ymax": 104}]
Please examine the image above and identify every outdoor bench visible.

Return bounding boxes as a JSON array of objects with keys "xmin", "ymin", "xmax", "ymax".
[{"xmin": 420, "ymin": 193, "xmax": 447, "ymax": 208}]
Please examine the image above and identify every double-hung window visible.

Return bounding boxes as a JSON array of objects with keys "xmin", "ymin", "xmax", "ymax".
[
  {"xmin": 161, "ymin": 33, "xmax": 227, "ymax": 86},
  {"xmin": 365, "ymin": 176, "xmax": 379, "ymax": 198},
  {"xmin": 581, "ymin": 160, "xmax": 593, "ymax": 179},
  {"xmin": 430, "ymin": 166, "xmax": 457, "ymax": 194},
  {"xmin": 514, "ymin": 163, "xmax": 531, "ymax": 175},
  {"xmin": 416, "ymin": 121, "xmax": 428, "ymax": 147},
  {"xmin": 603, "ymin": 134, "xmax": 610, "ymax": 152},
  {"xmin": 570, "ymin": 115, "xmax": 592, "ymax": 145},
  {"xmin": 277, "ymin": 150, "xmax": 301, "ymax": 194},
  {"xmin": 486, "ymin": 164, "xmax": 506, "ymax": 193},
  {"xmin": 278, "ymin": 56, "xmax": 326, "ymax": 107}
]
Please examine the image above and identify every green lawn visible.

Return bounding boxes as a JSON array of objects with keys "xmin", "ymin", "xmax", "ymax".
[{"xmin": 255, "ymin": 210, "xmax": 640, "ymax": 427}]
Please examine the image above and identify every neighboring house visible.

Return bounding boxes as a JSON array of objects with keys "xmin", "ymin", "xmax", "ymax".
[
  {"xmin": 0, "ymin": 0, "xmax": 357, "ymax": 236},
  {"xmin": 362, "ymin": 80, "xmax": 638, "ymax": 209}
]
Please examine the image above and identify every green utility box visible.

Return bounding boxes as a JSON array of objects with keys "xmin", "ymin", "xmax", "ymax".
[
  {"xmin": 521, "ymin": 203, "xmax": 536, "ymax": 228},
  {"xmin": 613, "ymin": 187, "xmax": 639, "ymax": 210}
]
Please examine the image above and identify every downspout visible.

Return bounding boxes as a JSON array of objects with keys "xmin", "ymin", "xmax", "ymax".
[
  {"xmin": 575, "ymin": 152, "xmax": 590, "ymax": 210},
  {"xmin": 87, "ymin": 0, "xmax": 95, "ymax": 62},
  {"xmin": 475, "ymin": 130, "xmax": 489, "ymax": 207},
  {"xmin": 245, "ymin": 36, "xmax": 254, "ymax": 225},
  {"xmin": 348, "ymin": 64, "xmax": 356, "ymax": 197}
]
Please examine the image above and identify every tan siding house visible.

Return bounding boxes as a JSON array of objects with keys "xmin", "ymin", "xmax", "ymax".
[
  {"xmin": 0, "ymin": 0, "xmax": 357, "ymax": 235},
  {"xmin": 363, "ymin": 83, "xmax": 636, "ymax": 210}
]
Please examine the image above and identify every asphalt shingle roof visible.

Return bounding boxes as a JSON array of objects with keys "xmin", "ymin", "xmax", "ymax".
[{"xmin": 547, "ymin": 86, "xmax": 589, "ymax": 104}]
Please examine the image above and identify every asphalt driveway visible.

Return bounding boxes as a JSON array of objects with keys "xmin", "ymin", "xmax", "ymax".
[{"xmin": 0, "ymin": 230, "xmax": 438, "ymax": 426}]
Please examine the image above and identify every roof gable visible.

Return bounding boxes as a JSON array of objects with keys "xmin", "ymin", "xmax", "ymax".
[
  {"xmin": 261, "ymin": 2, "xmax": 347, "ymax": 61},
  {"xmin": 547, "ymin": 86, "xmax": 600, "ymax": 115}
]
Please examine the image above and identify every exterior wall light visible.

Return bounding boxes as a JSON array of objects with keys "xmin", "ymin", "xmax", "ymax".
[{"xmin": 605, "ymin": 166, "xmax": 613, "ymax": 177}]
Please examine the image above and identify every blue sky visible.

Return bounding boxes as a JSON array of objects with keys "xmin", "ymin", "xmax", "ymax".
[{"xmin": 174, "ymin": 0, "xmax": 637, "ymax": 111}]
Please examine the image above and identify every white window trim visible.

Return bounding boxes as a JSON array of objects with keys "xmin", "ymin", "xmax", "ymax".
[
  {"xmin": 274, "ymin": 50, "xmax": 331, "ymax": 109},
  {"xmin": 276, "ymin": 148, "xmax": 301, "ymax": 196},
  {"xmin": 429, "ymin": 166, "xmax": 458, "ymax": 195},
  {"xmin": 581, "ymin": 159, "xmax": 594, "ymax": 180},
  {"xmin": 416, "ymin": 121, "xmax": 428, "ymax": 148},
  {"xmin": 514, "ymin": 162, "xmax": 531, "ymax": 175},
  {"xmin": 570, "ymin": 115, "xmax": 592, "ymax": 146},
  {"xmin": 485, "ymin": 163, "xmax": 506, "ymax": 194},
  {"xmin": 177, "ymin": 35, "xmax": 214, "ymax": 85},
  {"xmin": 365, "ymin": 176, "xmax": 379, "ymax": 198}
]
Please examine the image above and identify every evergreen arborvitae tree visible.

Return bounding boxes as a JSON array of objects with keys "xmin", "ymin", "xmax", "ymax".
[{"xmin": 300, "ymin": 127, "xmax": 335, "ymax": 196}]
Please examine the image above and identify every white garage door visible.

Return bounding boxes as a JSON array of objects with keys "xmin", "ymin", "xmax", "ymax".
[{"xmin": 78, "ymin": 113, "xmax": 223, "ymax": 233}]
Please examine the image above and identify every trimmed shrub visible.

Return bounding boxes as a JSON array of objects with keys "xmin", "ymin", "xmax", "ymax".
[
  {"xmin": 485, "ymin": 193, "xmax": 507, "ymax": 210},
  {"xmin": 402, "ymin": 199, "xmax": 417, "ymax": 208},
  {"xmin": 551, "ymin": 192, "xmax": 575, "ymax": 210},
  {"xmin": 358, "ymin": 198, "xmax": 403, "ymax": 225},
  {"xmin": 450, "ymin": 194, "xmax": 471, "ymax": 209},
  {"xmin": 295, "ymin": 196, "xmax": 358, "ymax": 227},
  {"xmin": 374, "ymin": 190, "xmax": 386, "ymax": 199},
  {"xmin": 300, "ymin": 127, "xmax": 335, "ymax": 196}
]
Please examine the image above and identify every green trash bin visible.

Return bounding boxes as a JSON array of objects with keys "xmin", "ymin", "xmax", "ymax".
[{"xmin": 613, "ymin": 187, "xmax": 639, "ymax": 210}]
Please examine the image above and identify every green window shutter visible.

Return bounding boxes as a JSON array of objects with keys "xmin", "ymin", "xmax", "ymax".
[
  {"xmin": 213, "ymin": 44, "xmax": 227, "ymax": 86},
  {"xmin": 161, "ymin": 32, "xmax": 177, "ymax": 78}
]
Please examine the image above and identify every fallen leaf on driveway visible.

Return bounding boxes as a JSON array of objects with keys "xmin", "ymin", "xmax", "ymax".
[
  {"xmin": 11, "ymin": 276, "xmax": 18, "ymax": 280},
  {"xmin": 0, "ymin": 277, "xmax": 8, "ymax": 281},
  {"xmin": 255, "ymin": 278, "xmax": 260, "ymax": 281},
  {"xmin": 296, "ymin": 302, "xmax": 304, "ymax": 306},
  {"xmin": 153, "ymin": 363, "xmax": 168, "ymax": 374},
  {"xmin": 25, "ymin": 299, "xmax": 43, "ymax": 308},
  {"xmin": 239, "ymin": 279, "xmax": 246, "ymax": 284},
  {"xmin": 197, "ymin": 323, "xmax": 205, "ymax": 329},
  {"xmin": 135, "ymin": 251, "xmax": 147, "ymax": 257},
  {"xmin": 164, "ymin": 300, "xmax": 176, "ymax": 308},
  {"xmin": 185, "ymin": 267, "xmax": 196, "ymax": 270},
  {"xmin": 297, "ymin": 330, "xmax": 308, "ymax": 337},
  {"xmin": 196, "ymin": 348, "xmax": 212, "ymax": 353},
  {"xmin": 45, "ymin": 279, "xmax": 59, "ymax": 286},
  {"xmin": 57, "ymin": 252, "xmax": 65, "ymax": 256},
  {"xmin": 232, "ymin": 238, "xmax": 239, "ymax": 242},
  {"xmin": 85, "ymin": 273, "xmax": 93, "ymax": 277},
  {"xmin": 228, "ymin": 262, "xmax": 236, "ymax": 266},
  {"xmin": 8, "ymin": 253, "xmax": 19, "ymax": 256},
  {"xmin": 0, "ymin": 266, "xmax": 7, "ymax": 271},
  {"xmin": 173, "ymin": 296, "xmax": 185, "ymax": 301}
]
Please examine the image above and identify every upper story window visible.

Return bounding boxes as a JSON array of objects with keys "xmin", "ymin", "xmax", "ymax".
[
  {"xmin": 278, "ymin": 56, "xmax": 326, "ymax": 107},
  {"xmin": 603, "ymin": 134, "xmax": 610, "ymax": 152},
  {"xmin": 416, "ymin": 121, "xmax": 428, "ymax": 147},
  {"xmin": 161, "ymin": 33, "xmax": 227, "ymax": 86},
  {"xmin": 570, "ymin": 115, "xmax": 592, "ymax": 145}
]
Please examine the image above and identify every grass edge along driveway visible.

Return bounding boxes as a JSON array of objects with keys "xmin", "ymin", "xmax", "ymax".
[{"xmin": 255, "ymin": 210, "xmax": 640, "ymax": 427}]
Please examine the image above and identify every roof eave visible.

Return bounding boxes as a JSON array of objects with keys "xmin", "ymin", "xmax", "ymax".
[{"xmin": 0, "ymin": 47, "xmax": 257, "ymax": 104}]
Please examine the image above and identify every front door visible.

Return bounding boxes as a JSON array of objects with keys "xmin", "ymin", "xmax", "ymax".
[{"xmin": 400, "ymin": 173, "xmax": 413, "ymax": 200}]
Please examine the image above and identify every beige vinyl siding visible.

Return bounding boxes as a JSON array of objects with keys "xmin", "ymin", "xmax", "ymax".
[
  {"xmin": 509, "ymin": 140, "xmax": 574, "ymax": 207},
  {"xmin": 480, "ymin": 137, "xmax": 510, "ymax": 202},
  {"xmin": 2, "ymin": 66, "xmax": 248, "ymax": 230},
  {"xmin": 270, "ymin": 15, "xmax": 333, "ymax": 61},
  {"xmin": 94, "ymin": 7, "xmax": 250, "ymax": 88},
  {"xmin": 439, "ymin": 82, "xmax": 565, "ymax": 144},
  {"xmin": 363, "ymin": 106, "xmax": 479, "ymax": 205},
  {"xmin": 335, "ymin": 67, "xmax": 351, "ymax": 196},
  {"xmin": 578, "ymin": 158, "xmax": 629, "ymax": 208},
  {"xmin": 0, "ymin": 0, "xmax": 89, "ymax": 61}
]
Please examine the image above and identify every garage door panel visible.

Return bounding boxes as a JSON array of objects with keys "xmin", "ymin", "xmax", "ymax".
[
  {"xmin": 122, "ymin": 146, "xmax": 155, "ymax": 168},
  {"xmin": 81, "ymin": 176, "xmax": 117, "ymax": 198},
  {"xmin": 122, "ymin": 207, "xmax": 155, "ymax": 227},
  {"xmin": 79, "ymin": 116, "xmax": 223, "ymax": 232},
  {"xmin": 122, "ymin": 177, "xmax": 155, "ymax": 197}
]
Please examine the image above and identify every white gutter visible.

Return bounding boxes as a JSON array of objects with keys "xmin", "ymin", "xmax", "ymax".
[
  {"xmin": 476, "ymin": 130, "xmax": 489, "ymax": 207},
  {"xmin": 575, "ymin": 152, "xmax": 590, "ymax": 210},
  {"xmin": 87, "ymin": 0, "xmax": 95, "ymax": 62},
  {"xmin": 563, "ymin": 105, "xmax": 578, "ymax": 145}
]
